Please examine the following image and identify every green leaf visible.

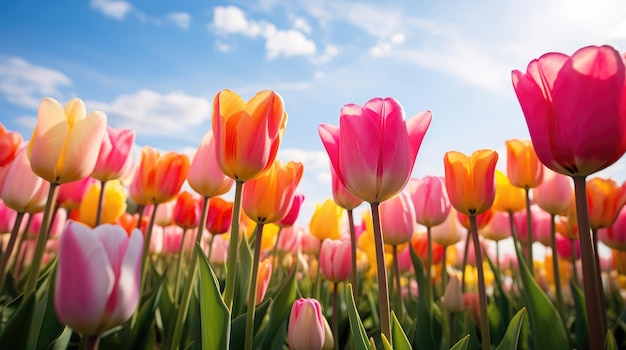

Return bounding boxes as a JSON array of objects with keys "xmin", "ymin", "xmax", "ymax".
[
  {"xmin": 485, "ymin": 254, "xmax": 513, "ymax": 343},
  {"xmin": 230, "ymin": 297, "xmax": 272, "ymax": 349},
  {"xmin": 46, "ymin": 326, "xmax": 72, "ymax": 350},
  {"xmin": 0, "ymin": 291, "xmax": 35, "ymax": 348},
  {"xmin": 233, "ymin": 233, "xmax": 253, "ymax": 318},
  {"xmin": 260, "ymin": 262, "xmax": 297, "ymax": 349},
  {"xmin": 30, "ymin": 260, "xmax": 66, "ymax": 350},
  {"xmin": 408, "ymin": 244, "xmax": 441, "ymax": 350},
  {"xmin": 514, "ymin": 243, "xmax": 568, "ymax": 350},
  {"xmin": 197, "ymin": 244, "xmax": 231, "ymax": 350},
  {"xmin": 571, "ymin": 280, "xmax": 589, "ymax": 349},
  {"xmin": 381, "ymin": 334, "xmax": 393, "ymax": 350},
  {"xmin": 495, "ymin": 308, "xmax": 527, "ymax": 350},
  {"xmin": 450, "ymin": 334, "xmax": 471, "ymax": 350},
  {"xmin": 605, "ymin": 329, "xmax": 618, "ymax": 350},
  {"xmin": 391, "ymin": 311, "xmax": 412, "ymax": 350},
  {"xmin": 345, "ymin": 283, "xmax": 373, "ymax": 350}
]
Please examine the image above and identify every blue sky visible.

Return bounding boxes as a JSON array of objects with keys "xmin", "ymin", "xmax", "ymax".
[{"xmin": 1, "ymin": 0, "xmax": 626, "ymax": 223}]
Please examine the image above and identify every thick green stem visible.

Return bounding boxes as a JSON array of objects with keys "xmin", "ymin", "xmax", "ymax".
[
  {"xmin": 392, "ymin": 244, "xmax": 403, "ymax": 321},
  {"xmin": 332, "ymin": 281, "xmax": 339, "ymax": 350},
  {"xmin": 347, "ymin": 209, "xmax": 358, "ymax": 301},
  {"xmin": 573, "ymin": 176, "xmax": 605, "ymax": 350},
  {"xmin": 223, "ymin": 180, "xmax": 244, "ymax": 311},
  {"xmin": 140, "ymin": 203, "xmax": 159, "ymax": 293},
  {"xmin": 0, "ymin": 211, "xmax": 25, "ymax": 293},
  {"xmin": 95, "ymin": 180, "xmax": 107, "ymax": 227},
  {"xmin": 245, "ymin": 223, "xmax": 264, "ymax": 350},
  {"xmin": 24, "ymin": 182, "xmax": 59, "ymax": 295},
  {"xmin": 168, "ymin": 195, "xmax": 210, "ymax": 350},
  {"xmin": 525, "ymin": 187, "xmax": 534, "ymax": 272},
  {"xmin": 549, "ymin": 214, "xmax": 566, "ymax": 324},
  {"xmin": 469, "ymin": 214, "xmax": 490, "ymax": 350},
  {"xmin": 370, "ymin": 202, "xmax": 391, "ymax": 344}
]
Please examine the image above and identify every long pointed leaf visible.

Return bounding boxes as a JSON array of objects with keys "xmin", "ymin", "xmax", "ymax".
[
  {"xmin": 495, "ymin": 308, "xmax": 526, "ymax": 350},
  {"xmin": 196, "ymin": 244, "xmax": 230, "ymax": 350}
]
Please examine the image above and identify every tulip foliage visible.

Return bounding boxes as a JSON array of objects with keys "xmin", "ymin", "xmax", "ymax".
[{"xmin": 1, "ymin": 44, "xmax": 626, "ymax": 350}]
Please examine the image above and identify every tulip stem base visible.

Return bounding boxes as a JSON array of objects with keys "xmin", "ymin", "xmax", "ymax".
[
  {"xmin": 573, "ymin": 176, "xmax": 606, "ymax": 349},
  {"xmin": 223, "ymin": 180, "xmax": 244, "ymax": 311},
  {"xmin": 469, "ymin": 214, "xmax": 490, "ymax": 350},
  {"xmin": 370, "ymin": 202, "xmax": 392, "ymax": 344},
  {"xmin": 347, "ymin": 209, "xmax": 358, "ymax": 301}
]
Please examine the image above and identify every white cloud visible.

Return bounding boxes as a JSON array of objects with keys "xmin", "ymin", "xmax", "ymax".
[
  {"xmin": 87, "ymin": 90, "xmax": 211, "ymax": 136},
  {"xmin": 292, "ymin": 17, "xmax": 312, "ymax": 34},
  {"xmin": 0, "ymin": 56, "xmax": 72, "ymax": 109},
  {"xmin": 214, "ymin": 40, "xmax": 232, "ymax": 52},
  {"xmin": 390, "ymin": 33, "xmax": 405, "ymax": 45},
  {"xmin": 90, "ymin": 0, "xmax": 133, "ymax": 20},
  {"xmin": 369, "ymin": 33, "xmax": 405, "ymax": 57},
  {"xmin": 266, "ymin": 30, "xmax": 316, "ymax": 59},
  {"xmin": 313, "ymin": 44, "xmax": 338, "ymax": 63},
  {"xmin": 167, "ymin": 12, "xmax": 191, "ymax": 30},
  {"xmin": 212, "ymin": 5, "xmax": 317, "ymax": 59}
]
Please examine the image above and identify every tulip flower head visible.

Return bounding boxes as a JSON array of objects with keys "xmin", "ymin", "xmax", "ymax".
[
  {"xmin": 532, "ymin": 168, "xmax": 573, "ymax": 215},
  {"xmin": 288, "ymin": 298, "xmax": 326, "ymax": 350},
  {"xmin": 380, "ymin": 191, "xmax": 416, "ymax": 246},
  {"xmin": 407, "ymin": 176, "xmax": 451, "ymax": 228},
  {"xmin": 173, "ymin": 191, "xmax": 202, "ymax": 230},
  {"xmin": 319, "ymin": 238, "xmax": 352, "ymax": 282},
  {"xmin": 91, "ymin": 126, "xmax": 135, "ymax": 182},
  {"xmin": 492, "ymin": 170, "xmax": 525, "ymax": 214},
  {"xmin": 0, "ymin": 123, "xmax": 23, "ymax": 167},
  {"xmin": 206, "ymin": 197, "xmax": 234, "ymax": 235},
  {"xmin": 505, "ymin": 139, "xmax": 543, "ymax": 189},
  {"xmin": 78, "ymin": 180, "xmax": 127, "ymax": 227},
  {"xmin": 278, "ymin": 193, "xmax": 305, "ymax": 227},
  {"xmin": 444, "ymin": 150, "xmax": 498, "ymax": 216},
  {"xmin": 512, "ymin": 45, "xmax": 626, "ymax": 177},
  {"xmin": 187, "ymin": 130, "xmax": 234, "ymax": 197},
  {"xmin": 319, "ymin": 97, "xmax": 432, "ymax": 203},
  {"xmin": 1, "ymin": 147, "xmax": 50, "ymax": 213},
  {"xmin": 54, "ymin": 221, "xmax": 143, "ymax": 336},
  {"xmin": 309, "ymin": 198, "xmax": 343, "ymax": 241},
  {"xmin": 586, "ymin": 177, "xmax": 626, "ymax": 229},
  {"xmin": 129, "ymin": 147, "xmax": 190, "ymax": 205},
  {"xmin": 28, "ymin": 97, "xmax": 107, "ymax": 184}
]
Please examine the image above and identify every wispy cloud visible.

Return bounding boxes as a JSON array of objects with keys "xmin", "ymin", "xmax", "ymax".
[
  {"xmin": 0, "ymin": 56, "xmax": 72, "ymax": 109},
  {"xmin": 90, "ymin": 0, "xmax": 133, "ymax": 20},
  {"xmin": 167, "ymin": 12, "xmax": 192, "ymax": 30},
  {"xmin": 211, "ymin": 5, "xmax": 318, "ymax": 60}
]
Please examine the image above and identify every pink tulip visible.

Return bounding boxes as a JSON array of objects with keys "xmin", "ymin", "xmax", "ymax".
[
  {"xmin": 407, "ymin": 176, "xmax": 451, "ymax": 228},
  {"xmin": 57, "ymin": 177, "xmax": 99, "ymax": 210},
  {"xmin": 532, "ymin": 168, "xmax": 573, "ymax": 215},
  {"xmin": 512, "ymin": 45, "xmax": 626, "ymax": 177},
  {"xmin": 143, "ymin": 201, "xmax": 175, "ymax": 227},
  {"xmin": 1, "ymin": 147, "xmax": 50, "ymax": 213},
  {"xmin": 29, "ymin": 98, "xmax": 107, "ymax": 184},
  {"xmin": 514, "ymin": 205, "xmax": 552, "ymax": 246},
  {"xmin": 396, "ymin": 244, "xmax": 414, "ymax": 273},
  {"xmin": 277, "ymin": 225, "xmax": 303, "ymax": 253},
  {"xmin": 288, "ymin": 298, "xmax": 325, "ymax": 350},
  {"xmin": 91, "ymin": 126, "xmax": 135, "ymax": 182},
  {"xmin": 480, "ymin": 211, "xmax": 512, "ymax": 242},
  {"xmin": 0, "ymin": 200, "xmax": 18, "ymax": 233},
  {"xmin": 54, "ymin": 221, "xmax": 143, "ymax": 336},
  {"xmin": 278, "ymin": 194, "xmax": 305, "ymax": 227},
  {"xmin": 330, "ymin": 165, "xmax": 362, "ymax": 210},
  {"xmin": 319, "ymin": 238, "xmax": 351, "ymax": 282},
  {"xmin": 380, "ymin": 191, "xmax": 416, "ymax": 246},
  {"xmin": 598, "ymin": 206, "xmax": 626, "ymax": 251},
  {"xmin": 556, "ymin": 235, "xmax": 581, "ymax": 261},
  {"xmin": 162, "ymin": 226, "xmax": 185, "ymax": 256},
  {"xmin": 188, "ymin": 131, "xmax": 234, "ymax": 197},
  {"xmin": 301, "ymin": 229, "xmax": 321, "ymax": 255},
  {"xmin": 208, "ymin": 234, "xmax": 229, "ymax": 265},
  {"xmin": 319, "ymin": 97, "xmax": 431, "ymax": 203}
]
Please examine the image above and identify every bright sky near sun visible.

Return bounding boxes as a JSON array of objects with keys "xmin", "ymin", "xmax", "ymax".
[{"xmin": 1, "ymin": 0, "xmax": 626, "ymax": 225}]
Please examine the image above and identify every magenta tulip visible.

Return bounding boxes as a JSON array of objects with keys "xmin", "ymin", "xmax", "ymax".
[
  {"xmin": 514, "ymin": 205, "xmax": 552, "ymax": 247},
  {"xmin": 407, "ymin": 176, "xmax": 451, "ymax": 228},
  {"xmin": 91, "ymin": 126, "xmax": 135, "ymax": 182},
  {"xmin": 512, "ymin": 45, "xmax": 626, "ymax": 177},
  {"xmin": 319, "ymin": 97, "xmax": 431, "ymax": 203},
  {"xmin": 287, "ymin": 298, "xmax": 325, "ymax": 350},
  {"xmin": 278, "ymin": 193, "xmax": 305, "ymax": 227},
  {"xmin": 319, "ymin": 238, "xmax": 351, "ymax": 282},
  {"xmin": 380, "ymin": 191, "xmax": 416, "ymax": 246},
  {"xmin": 54, "ymin": 221, "xmax": 143, "ymax": 336}
]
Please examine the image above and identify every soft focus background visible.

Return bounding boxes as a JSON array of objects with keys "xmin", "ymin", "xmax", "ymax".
[{"xmin": 1, "ymin": 0, "xmax": 626, "ymax": 223}]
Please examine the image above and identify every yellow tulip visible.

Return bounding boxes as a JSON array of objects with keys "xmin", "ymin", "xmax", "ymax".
[
  {"xmin": 78, "ymin": 180, "xmax": 127, "ymax": 228},
  {"xmin": 309, "ymin": 198, "xmax": 343, "ymax": 241},
  {"xmin": 492, "ymin": 170, "xmax": 525, "ymax": 213}
]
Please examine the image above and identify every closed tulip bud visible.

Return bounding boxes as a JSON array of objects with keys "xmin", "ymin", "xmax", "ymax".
[
  {"xmin": 514, "ymin": 205, "xmax": 552, "ymax": 246},
  {"xmin": 441, "ymin": 275, "xmax": 464, "ymax": 313},
  {"xmin": 309, "ymin": 198, "xmax": 343, "ymax": 241},
  {"xmin": 29, "ymin": 97, "xmax": 107, "ymax": 184},
  {"xmin": 532, "ymin": 168, "xmax": 573, "ymax": 215},
  {"xmin": 330, "ymin": 166, "xmax": 362, "ymax": 210},
  {"xmin": 0, "ymin": 123, "xmax": 23, "ymax": 167},
  {"xmin": 143, "ymin": 201, "xmax": 175, "ymax": 227},
  {"xmin": 288, "ymin": 298, "xmax": 325, "ymax": 350},
  {"xmin": 206, "ymin": 197, "xmax": 233, "ymax": 235},
  {"xmin": 213, "ymin": 89, "xmax": 287, "ymax": 181},
  {"xmin": 255, "ymin": 259, "xmax": 272, "ymax": 305},
  {"xmin": 301, "ymin": 230, "xmax": 321, "ymax": 255},
  {"xmin": 208, "ymin": 234, "xmax": 229, "ymax": 266},
  {"xmin": 54, "ymin": 221, "xmax": 143, "ymax": 336},
  {"xmin": 129, "ymin": 147, "xmax": 189, "ymax": 205},
  {"xmin": 243, "ymin": 160, "xmax": 304, "ymax": 224},
  {"xmin": 1, "ymin": 147, "xmax": 50, "ymax": 213},
  {"xmin": 444, "ymin": 150, "xmax": 498, "ymax": 216},
  {"xmin": 320, "ymin": 238, "xmax": 351, "ymax": 282},
  {"xmin": 598, "ymin": 206, "xmax": 626, "ymax": 251},
  {"xmin": 505, "ymin": 139, "xmax": 543, "ymax": 189},
  {"xmin": 586, "ymin": 177, "xmax": 626, "ymax": 229},
  {"xmin": 319, "ymin": 97, "xmax": 431, "ymax": 203},
  {"xmin": 380, "ymin": 191, "xmax": 416, "ymax": 246},
  {"xmin": 78, "ymin": 180, "xmax": 127, "ymax": 228},
  {"xmin": 411, "ymin": 233, "xmax": 444, "ymax": 265},
  {"xmin": 430, "ymin": 209, "xmax": 464, "ymax": 247},
  {"xmin": 173, "ymin": 191, "xmax": 201, "ymax": 230},
  {"xmin": 407, "ymin": 176, "xmax": 451, "ymax": 228},
  {"xmin": 492, "ymin": 170, "xmax": 525, "ymax": 213},
  {"xmin": 556, "ymin": 235, "xmax": 581, "ymax": 261},
  {"xmin": 480, "ymin": 211, "xmax": 512, "ymax": 242},
  {"xmin": 91, "ymin": 126, "xmax": 135, "ymax": 182},
  {"xmin": 187, "ymin": 130, "xmax": 234, "ymax": 197}
]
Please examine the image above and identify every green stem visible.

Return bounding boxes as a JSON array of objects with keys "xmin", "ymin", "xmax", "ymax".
[
  {"xmin": 314, "ymin": 255, "xmax": 322, "ymax": 300},
  {"xmin": 207, "ymin": 234, "xmax": 216, "ymax": 263},
  {"xmin": 591, "ymin": 228, "xmax": 607, "ymax": 337},
  {"xmin": 0, "ymin": 211, "xmax": 25, "ymax": 294},
  {"xmin": 370, "ymin": 202, "xmax": 392, "ymax": 344},
  {"xmin": 84, "ymin": 335, "xmax": 100, "ymax": 350},
  {"xmin": 24, "ymin": 182, "xmax": 59, "ymax": 296},
  {"xmin": 168, "ymin": 195, "xmax": 210, "ymax": 350},
  {"xmin": 461, "ymin": 229, "xmax": 470, "ymax": 293},
  {"xmin": 223, "ymin": 180, "xmax": 244, "ymax": 311},
  {"xmin": 12, "ymin": 214, "xmax": 32, "ymax": 287},
  {"xmin": 135, "ymin": 205, "xmax": 145, "ymax": 230},
  {"xmin": 426, "ymin": 226, "xmax": 433, "ymax": 308},
  {"xmin": 140, "ymin": 203, "xmax": 159, "ymax": 293},
  {"xmin": 549, "ymin": 214, "xmax": 566, "ymax": 325},
  {"xmin": 469, "ymin": 214, "xmax": 490, "ymax": 350},
  {"xmin": 525, "ymin": 187, "xmax": 534, "ymax": 273},
  {"xmin": 347, "ymin": 209, "xmax": 358, "ymax": 301},
  {"xmin": 332, "ymin": 281, "xmax": 339, "ymax": 350},
  {"xmin": 392, "ymin": 244, "xmax": 403, "ymax": 322},
  {"xmin": 573, "ymin": 176, "xmax": 605, "ymax": 350},
  {"xmin": 245, "ymin": 223, "xmax": 264, "ymax": 350},
  {"xmin": 271, "ymin": 226, "xmax": 283, "ymax": 272},
  {"xmin": 496, "ymin": 240, "xmax": 500, "ymax": 272},
  {"xmin": 174, "ymin": 228, "xmax": 190, "ymax": 302},
  {"xmin": 441, "ymin": 245, "xmax": 448, "ymax": 299},
  {"xmin": 95, "ymin": 180, "xmax": 107, "ymax": 227}
]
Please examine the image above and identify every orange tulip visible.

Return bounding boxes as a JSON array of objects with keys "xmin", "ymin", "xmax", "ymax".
[
  {"xmin": 492, "ymin": 170, "xmax": 525, "ymax": 213},
  {"xmin": 206, "ymin": 197, "xmax": 234, "ymax": 235},
  {"xmin": 129, "ymin": 147, "xmax": 190, "ymax": 205},
  {"xmin": 28, "ymin": 98, "xmax": 107, "ymax": 184},
  {"xmin": 242, "ymin": 160, "xmax": 304, "ymax": 224},
  {"xmin": 586, "ymin": 177, "xmax": 626, "ymax": 229},
  {"xmin": 505, "ymin": 139, "xmax": 543, "ymax": 189},
  {"xmin": 0, "ymin": 123, "xmax": 23, "ymax": 167},
  {"xmin": 443, "ymin": 150, "xmax": 498, "ymax": 216},
  {"xmin": 212, "ymin": 89, "xmax": 287, "ymax": 181},
  {"xmin": 173, "ymin": 191, "xmax": 202, "ymax": 230}
]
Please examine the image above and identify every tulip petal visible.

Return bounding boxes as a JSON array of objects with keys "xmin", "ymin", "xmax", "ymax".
[
  {"xmin": 318, "ymin": 124, "xmax": 341, "ymax": 180},
  {"xmin": 55, "ymin": 221, "xmax": 114, "ymax": 335},
  {"xmin": 29, "ymin": 98, "xmax": 69, "ymax": 182},
  {"xmin": 60, "ymin": 111, "xmax": 107, "ymax": 183}
]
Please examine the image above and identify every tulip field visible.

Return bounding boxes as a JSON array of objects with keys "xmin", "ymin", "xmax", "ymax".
[{"xmin": 1, "ymin": 45, "xmax": 626, "ymax": 350}]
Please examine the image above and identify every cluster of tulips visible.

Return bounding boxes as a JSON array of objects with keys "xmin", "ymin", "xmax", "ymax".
[{"xmin": 1, "ymin": 44, "xmax": 626, "ymax": 350}]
